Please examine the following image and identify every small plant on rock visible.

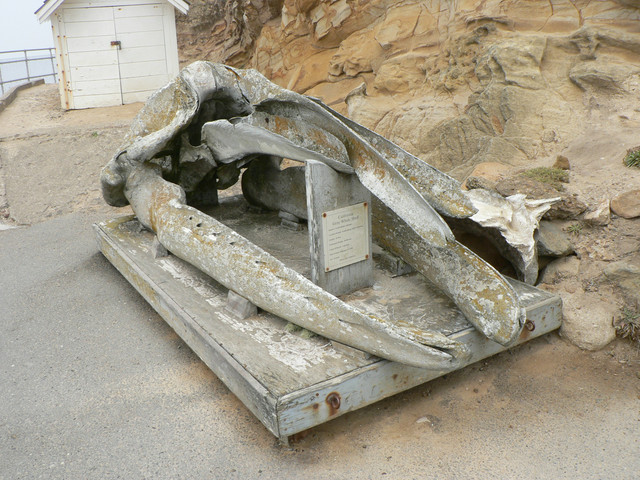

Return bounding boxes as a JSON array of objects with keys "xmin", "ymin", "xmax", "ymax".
[
  {"xmin": 614, "ymin": 305, "xmax": 640, "ymax": 343},
  {"xmin": 567, "ymin": 223, "xmax": 583, "ymax": 235},
  {"xmin": 623, "ymin": 146, "xmax": 640, "ymax": 168}
]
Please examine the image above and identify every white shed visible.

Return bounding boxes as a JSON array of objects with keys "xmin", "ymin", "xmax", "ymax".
[{"xmin": 36, "ymin": 0, "xmax": 189, "ymax": 110}]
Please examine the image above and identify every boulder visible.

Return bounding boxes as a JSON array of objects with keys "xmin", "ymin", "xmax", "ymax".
[
  {"xmin": 496, "ymin": 175, "xmax": 587, "ymax": 220},
  {"xmin": 536, "ymin": 221, "xmax": 574, "ymax": 257},
  {"xmin": 584, "ymin": 199, "xmax": 611, "ymax": 226},
  {"xmin": 462, "ymin": 162, "xmax": 512, "ymax": 190},
  {"xmin": 611, "ymin": 189, "xmax": 640, "ymax": 219},
  {"xmin": 553, "ymin": 155, "xmax": 571, "ymax": 170},
  {"xmin": 539, "ymin": 255, "xmax": 580, "ymax": 285},
  {"xmin": 603, "ymin": 261, "xmax": 640, "ymax": 304},
  {"xmin": 560, "ymin": 291, "xmax": 617, "ymax": 351}
]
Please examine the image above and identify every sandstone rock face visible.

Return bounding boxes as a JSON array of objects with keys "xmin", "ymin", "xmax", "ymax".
[
  {"xmin": 176, "ymin": 0, "xmax": 283, "ymax": 67},
  {"xmin": 177, "ymin": 1, "xmax": 640, "ymax": 180}
]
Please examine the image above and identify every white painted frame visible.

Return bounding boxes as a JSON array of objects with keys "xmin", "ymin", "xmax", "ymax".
[{"xmin": 36, "ymin": 0, "xmax": 189, "ymax": 22}]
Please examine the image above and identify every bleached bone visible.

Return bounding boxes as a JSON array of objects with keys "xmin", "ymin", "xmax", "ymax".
[{"xmin": 99, "ymin": 61, "xmax": 556, "ymax": 368}]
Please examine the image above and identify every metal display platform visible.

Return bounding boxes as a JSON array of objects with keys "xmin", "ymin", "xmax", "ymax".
[{"xmin": 94, "ymin": 196, "xmax": 562, "ymax": 443}]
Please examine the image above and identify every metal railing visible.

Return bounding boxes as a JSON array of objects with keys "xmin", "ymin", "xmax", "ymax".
[{"xmin": 0, "ymin": 48, "xmax": 58, "ymax": 94}]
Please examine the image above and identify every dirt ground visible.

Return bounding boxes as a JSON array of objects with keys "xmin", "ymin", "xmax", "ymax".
[
  {"xmin": 1, "ymin": 84, "xmax": 639, "ymax": 478},
  {"xmin": 0, "ymin": 84, "xmax": 136, "ymax": 226}
]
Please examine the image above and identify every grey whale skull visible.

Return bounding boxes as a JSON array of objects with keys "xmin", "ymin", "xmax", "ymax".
[{"xmin": 101, "ymin": 61, "xmax": 556, "ymax": 368}]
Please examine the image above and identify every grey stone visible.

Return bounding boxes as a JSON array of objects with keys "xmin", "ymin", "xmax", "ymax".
[
  {"xmin": 584, "ymin": 199, "xmax": 611, "ymax": 226},
  {"xmin": 278, "ymin": 210, "xmax": 301, "ymax": 223},
  {"xmin": 372, "ymin": 244, "xmax": 414, "ymax": 277},
  {"xmin": 536, "ymin": 221, "xmax": 574, "ymax": 257},
  {"xmin": 546, "ymin": 194, "xmax": 588, "ymax": 220},
  {"xmin": 279, "ymin": 210, "xmax": 304, "ymax": 231},
  {"xmin": 280, "ymin": 218, "xmax": 304, "ymax": 231},
  {"xmin": 603, "ymin": 261, "xmax": 640, "ymax": 304},
  {"xmin": 611, "ymin": 189, "xmax": 640, "ymax": 219},
  {"xmin": 496, "ymin": 175, "xmax": 587, "ymax": 220},
  {"xmin": 560, "ymin": 291, "xmax": 617, "ymax": 351},
  {"xmin": 539, "ymin": 255, "xmax": 581, "ymax": 285}
]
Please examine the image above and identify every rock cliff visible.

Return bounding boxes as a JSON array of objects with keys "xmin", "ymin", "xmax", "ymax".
[{"xmin": 177, "ymin": 0, "xmax": 640, "ymax": 178}]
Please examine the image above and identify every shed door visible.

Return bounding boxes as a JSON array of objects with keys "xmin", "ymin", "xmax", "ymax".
[{"xmin": 60, "ymin": 4, "xmax": 172, "ymax": 109}]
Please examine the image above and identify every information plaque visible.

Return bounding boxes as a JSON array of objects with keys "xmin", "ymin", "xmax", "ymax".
[{"xmin": 321, "ymin": 202, "xmax": 370, "ymax": 272}]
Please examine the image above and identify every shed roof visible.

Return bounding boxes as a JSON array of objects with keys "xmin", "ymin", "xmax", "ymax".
[{"xmin": 36, "ymin": 0, "xmax": 190, "ymax": 23}]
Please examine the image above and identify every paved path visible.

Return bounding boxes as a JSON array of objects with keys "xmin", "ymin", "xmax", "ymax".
[{"xmin": 1, "ymin": 211, "xmax": 639, "ymax": 479}]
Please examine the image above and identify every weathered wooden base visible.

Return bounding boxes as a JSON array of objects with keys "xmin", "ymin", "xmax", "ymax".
[{"xmin": 93, "ymin": 199, "xmax": 562, "ymax": 444}]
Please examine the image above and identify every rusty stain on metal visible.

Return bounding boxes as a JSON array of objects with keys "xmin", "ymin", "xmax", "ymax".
[
  {"xmin": 302, "ymin": 402, "xmax": 320, "ymax": 414},
  {"xmin": 325, "ymin": 392, "xmax": 341, "ymax": 415}
]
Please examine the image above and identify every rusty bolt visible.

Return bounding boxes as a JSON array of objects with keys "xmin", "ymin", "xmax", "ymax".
[
  {"xmin": 322, "ymin": 212, "xmax": 327, "ymax": 218},
  {"xmin": 326, "ymin": 392, "xmax": 341, "ymax": 412},
  {"xmin": 363, "ymin": 202, "xmax": 368, "ymax": 208},
  {"xmin": 524, "ymin": 319, "xmax": 535, "ymax": 332}
]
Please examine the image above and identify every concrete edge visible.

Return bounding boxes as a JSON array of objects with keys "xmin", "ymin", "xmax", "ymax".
[{"xmin": 0, "ymin": 78, "xmax": 46, "ymax": 114}]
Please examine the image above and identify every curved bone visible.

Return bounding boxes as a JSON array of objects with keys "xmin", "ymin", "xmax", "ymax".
[
  {"xmin": 309, "ymin": 100, "xmax": 477, "ymax": 220},
  {"xmin": 125, "ymin": 164, "xmax": 470, "ymax": 369},
  {"xmin": 238, "ymin": 160, "xmax": 524, "ymax": 346},
  {"xmin": 101, "ymin": 61, "xmax": 531, "ymax": 358},
  {"xmin": 200, "ymin": 119, "xmax": 354, "ymax": 174},
  {"xmin": 102, "ymin": 62, "xmax": 454, "ymax": 247},
  {"xmin": 373, "ymin": 199, "xmax": 525, "ymax": 346},
  {"xmin": 224, "ymin": 110, "xmax": 524, "ymax": 344}
]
